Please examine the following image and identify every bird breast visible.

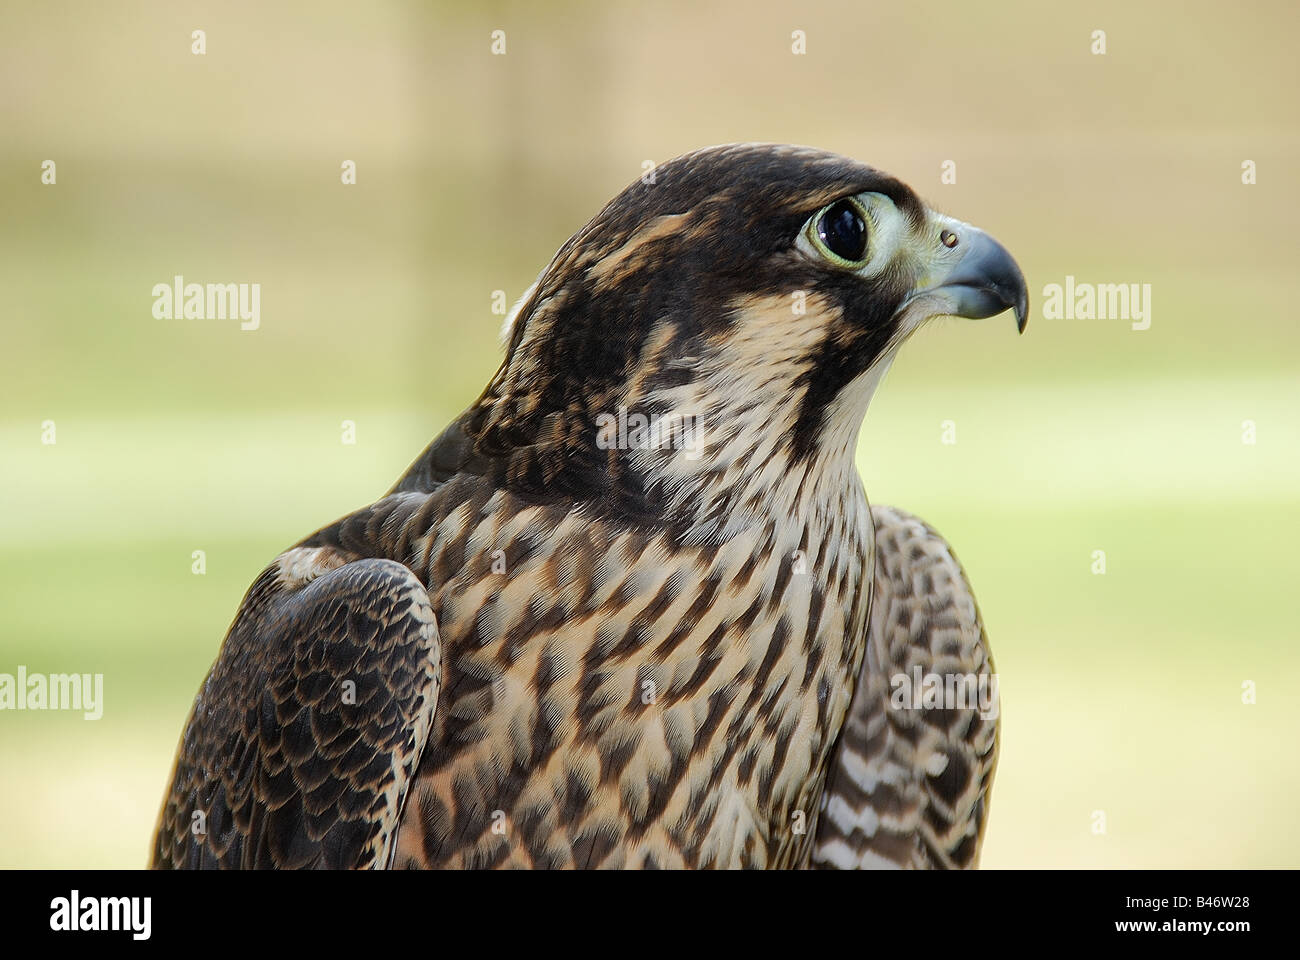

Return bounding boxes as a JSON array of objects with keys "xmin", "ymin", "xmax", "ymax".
[{"xmin": 389, "ymin": 470, "xmax": 875, "ymax": 868}]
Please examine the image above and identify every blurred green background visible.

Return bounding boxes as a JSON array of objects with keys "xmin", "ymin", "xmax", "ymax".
[{"xmin": 2, "ymin": 0, "xmax": 1297, "ymax": 868}]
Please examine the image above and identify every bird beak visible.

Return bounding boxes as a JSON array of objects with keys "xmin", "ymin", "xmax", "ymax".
[{"xmin": 903, "ymin": 221, "xmax": 1029, "ymax": 333}]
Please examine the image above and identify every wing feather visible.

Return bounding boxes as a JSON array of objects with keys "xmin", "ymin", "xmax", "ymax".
[
  {"xmin": 151, "ymin": 548, "xmax": 441, "ymax": 869},
  {"xmin": 813, "ymin": 505, "xmax": 999, "ymax": 869}
]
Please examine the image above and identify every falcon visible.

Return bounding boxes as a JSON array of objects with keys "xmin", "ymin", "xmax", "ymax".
[{"xmin": 152, "ymin": 143, "xmax": 1025, "ymax": 870}]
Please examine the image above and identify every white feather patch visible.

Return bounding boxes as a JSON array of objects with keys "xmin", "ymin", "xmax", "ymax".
[{"xmin": 499, "ymin": 277, "xmax": 541, "ymax": 346}]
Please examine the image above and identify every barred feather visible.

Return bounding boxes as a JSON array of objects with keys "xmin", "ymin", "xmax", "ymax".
[{"xmin": 152, "ymin": 143, "xmax": 1019, "ymax": 869}]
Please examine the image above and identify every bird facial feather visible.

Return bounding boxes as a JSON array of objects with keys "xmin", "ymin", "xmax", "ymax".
[{"xmin": 470, "ymin": 143, "xmax": 1024, "ymax": 529}]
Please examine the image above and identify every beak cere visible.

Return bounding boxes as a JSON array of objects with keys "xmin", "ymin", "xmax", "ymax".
[{"xmin": 908, "ymin": 223, "xmax": 1030, "ymax": 333}]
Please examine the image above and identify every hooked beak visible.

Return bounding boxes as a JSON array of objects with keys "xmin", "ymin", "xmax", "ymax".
[{"xmin": 902, "ymin": 221, "xmax": 1029, "ymax": 333}]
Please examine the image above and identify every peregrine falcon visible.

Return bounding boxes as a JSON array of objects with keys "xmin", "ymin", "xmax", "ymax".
[{"xmin": 152, "ymin": 143, "xmax": 1025, "ymax": 870}]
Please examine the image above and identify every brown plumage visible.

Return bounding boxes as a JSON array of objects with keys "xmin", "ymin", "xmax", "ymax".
[
  {"xmin": 812, "ymin": 506, "xmax": 999, "ymax": 869},
  {"xmin": 152, "ymin": 143, "xmax": 1025, "ymax": 869}
]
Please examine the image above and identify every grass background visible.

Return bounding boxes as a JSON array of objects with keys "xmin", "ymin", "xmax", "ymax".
[{"xmin": 1, "ymin": 0, "xmax": 1297, "ymax": 868}]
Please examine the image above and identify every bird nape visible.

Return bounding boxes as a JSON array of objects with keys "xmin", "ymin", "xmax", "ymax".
[{"xmin": 152, "ymin": 143, "xmax": 1026, "ymax": 870}]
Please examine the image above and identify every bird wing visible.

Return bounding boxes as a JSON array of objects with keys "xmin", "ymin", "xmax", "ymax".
[
  {"xmin": 812, "ymin": 504, "xmax": 1000, "ymax": 869},
  {"xmin": 151, "ymin": 547, "xmax": 441, "ymax": 869}
]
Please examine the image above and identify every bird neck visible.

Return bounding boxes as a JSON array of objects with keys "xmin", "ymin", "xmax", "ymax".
[
  {"xmin": 468, "ymin": 301, "xmax": 894, "ymax": 543},
  {"xmin": 631, "ymin": 354, "xmax": 887, "ymax": 544}
]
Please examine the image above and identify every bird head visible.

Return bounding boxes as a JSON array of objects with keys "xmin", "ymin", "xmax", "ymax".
[{"xmin": 474, "ymin": 143, "xmax": 1026, "ymax": 522}]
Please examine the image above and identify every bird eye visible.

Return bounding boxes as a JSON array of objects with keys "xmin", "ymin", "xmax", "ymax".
[{"xmin": 810, "ymin": 198, "xmax": 869, "ymax": 266}]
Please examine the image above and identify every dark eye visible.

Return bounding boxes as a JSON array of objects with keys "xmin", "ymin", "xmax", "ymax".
[{"xmin": 813, "ymin": 199, "xmax": 868, "ymax": 264}]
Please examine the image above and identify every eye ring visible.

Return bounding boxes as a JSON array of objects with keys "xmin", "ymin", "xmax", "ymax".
[{"xmin": 807, "ymin": 197, "xmax": 870, "ymax": 267}]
